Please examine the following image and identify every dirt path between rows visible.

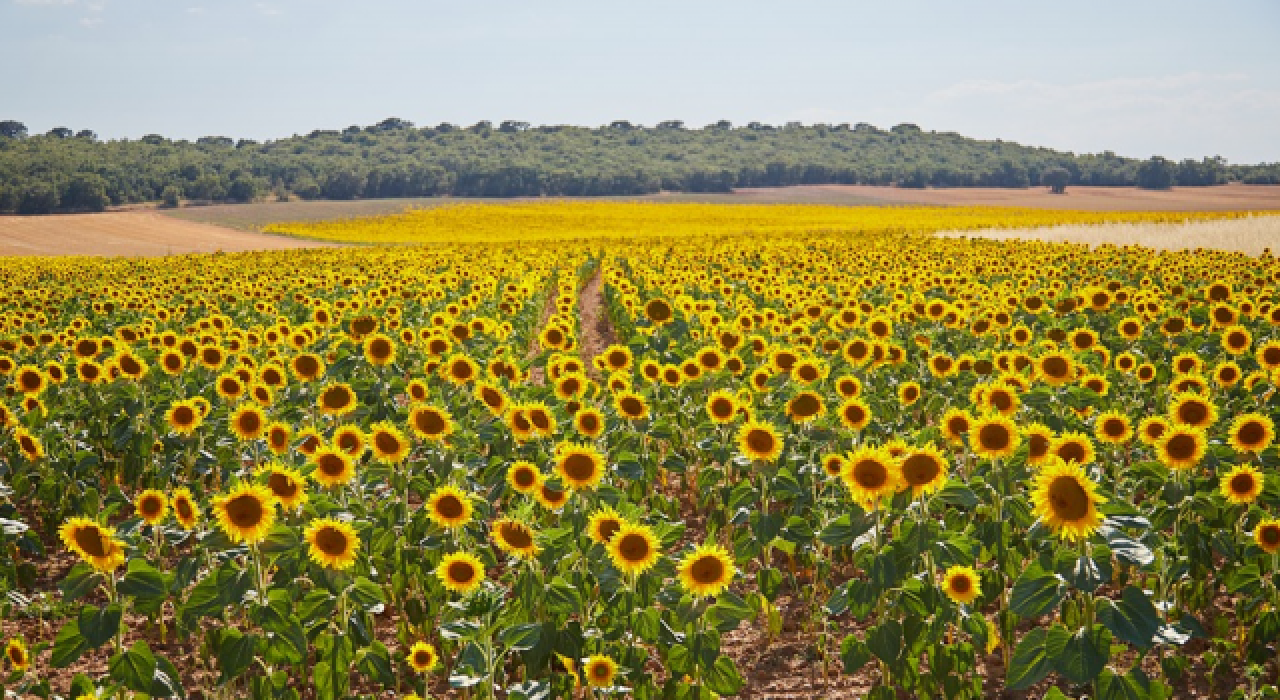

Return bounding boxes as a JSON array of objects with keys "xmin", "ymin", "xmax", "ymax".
[
  {"xmin": 576, "ymin": 263, "xmax": 619, "ymax": 379},
  {"xmin": 524, "ymin": 278, "xmax": 561, "ymax": 387}
]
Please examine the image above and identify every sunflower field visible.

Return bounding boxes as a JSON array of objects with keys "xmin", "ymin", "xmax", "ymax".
[{"xmin": 2, "ymin": 202, "xmax": 1280, "ymax": 699}]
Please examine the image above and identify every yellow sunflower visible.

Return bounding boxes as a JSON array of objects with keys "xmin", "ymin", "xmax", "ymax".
[
  {"xmin": 304, "ymin": 517, "xmax": 360, "ymax": 570},
  {"xmin": 363, "ymin": 333, "xmax": 397, "ymax": 366},
  {"xmin": 59, "ymin": 517, "xmax": 126, "ymax": 572},
  {"xmin": 940, "ymin": 565, "xmax": 981, "ymax": 605},
  {"xmin": 426, "ymin": 485, "xmax": 473, "ymax": 529},
  {"xmin": 705, "ymin": 390, "xmax": 739, "ymax": 424},
  {"xmin": 171, "ymin": 487, "xmax": 200, "ymax": 529},
  {"xmin": 436, "ymin": 551, "xmax": 485, "ymax": 594},
  {"xmin": 213, "ymin": 482, "xmax": 277, "ymax": 545},
  {"xmin": 491, "ymin": 518, "xmax": 540, "ymax": 559},
  {"xmin": 1051, "ymin": 431, "xmax": 1096, "ymax": 466},
  {"xmin": 311, "ymin": 446, "xmax": 356, "ymax": 487},
  {"xmin": 554, "ymin": 441, "xmax": 606, "ymax": 491},
  {"xmin": 406, "ymin": 641, "xmax": 439, "ymax": 673},
  {"xmin": 613, "ymin": 392, "xmax": 650, "ymax": 421},
  {"xmin": 166, "ymin": 399, "xmax": 204, "ymax": 434},
  {"xmin": 317, "ymin": 382, "xmax": 358, "ymax": 416},
  {"xmin": 1169, "ymin": 392, "xmax": 1218, "ymax": 429},
  {"xmin": 841, "ymin": 446, "xmax": 900, "ymax": 509},
  {"xmin": 1255, "ymin": 518, "xmax": 1280, "ymax": 555},
  {"xmin": 737, "ymin": 420, "xmax": 783, "ymax": 462},
  {"xmin": 607, "ymin": 522, "xmax": 661, "ymax": 576},
  {"xmin": 1227, "ymin": 413, "xmax": 1275, "ymax": 454},
  {"xmin": 536, "ymin": 482, "xmax": 571, "ymax": 511},
  {"xmin": 1137, "ymin": 416, "xmax": 1170, "ymax": 446},
  {"xmin": 229, "ymin": 404, "xmax": 266, "ymax": 442},
  {"xmin": 506, "ymin": 460, "xmax": 542, "ymax": 495},
  {"xmin": 5, "ymin": 637, "xmax": 29, "ymax": 672},
  {"xmin": 785, "ymin": 390, "xmax": 825, "ymax": 423},
  {"xmin": 584, "ymin": 654, "xmax": 619, "ymax": 688},
  {"xmin": 940, "ymin": 408, "xmax": 972, "ymax": 445},
  {"xmin": 135, "ymin": 489, "xmax": 168, "ymax": 526},
  {"xmin": 1094, "ymin": 410, "xmax": 1133, "ymax": 445},
  {"xmin": 13, "ymin": 428, "xmax": 44, "ymax": 462},
  {"xmin": 1030, "ymin": 458, "xmax": 1107, "ymax": 541},
  {"xmin": 369, "ymin": 421, "xmax": 410, "ymax": 464},
  {"xmin": 587, "ymin": 505, "xmax": 626, "ymax": 544},
  {"xmin": 1156, "ymin": 425, "xmax": 1207, "ymax": 470},
  {"xmin": 898, "ymin": 445, "xmax": 949, "ymax": 498},
  {"xmin": 408, "ymin": 404, "xmax": 454, "ymax": 443},
  {"xmin": 1220, "ymin": 464, "xmax": 1264, "ymax": 505},
  {"xmin": 677, "ymin": 543, "xmax": 736, "ymax": 597},
  {"xmin": 260, "ymin": 463, "xmax": 309, "ymax": 510},
  {"xmin": 971, "ymin": 414, "xmax": 1020, "ymax": 460},
  {"xmin": 574, "ymin": 407, "xmax": 606, "ymax": 438}
]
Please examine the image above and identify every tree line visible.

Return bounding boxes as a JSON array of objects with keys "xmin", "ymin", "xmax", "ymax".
[{"xmin": 1, "ymin": 118, "xmax": 1277, "ymax": 214}]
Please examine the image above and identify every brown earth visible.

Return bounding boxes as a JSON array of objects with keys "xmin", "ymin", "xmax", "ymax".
[
  {"xmin": 575, "ymin": 266, "xmax": 619, "ymax": 379},
  {"xmin": 725, "ymin": 183, "xmax": 1280, "ymax": 211},
  {"xmin": 0, "ymin": 211, "xmax": 337, "ymax": 257}
]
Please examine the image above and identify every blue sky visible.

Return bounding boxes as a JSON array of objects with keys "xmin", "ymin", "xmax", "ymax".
[{"xmin": 4, "ymin": 0, "xmax": 1279, "ymax": 163}]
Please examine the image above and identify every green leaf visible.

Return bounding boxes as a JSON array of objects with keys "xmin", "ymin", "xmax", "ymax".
[
  {"xmin": 78, "ymin": 603, "xmax": 123, "ymax": 649},
  {"xmin": 1048, "ymin": 624, "xmax": 1109, "ymax": 684},
  {"xmin": 346, "ymin": 577, "xmax": 385, "ymax": 610},
  {"xmin": 501, "ymin": 623, "xmax": 543, "ymax": 652},
  {"xmin": 1010, "ymin": 564, "xmax": 1064, "ymax": 618},
  {"xmin": 59, "ymin": 562, "xmax": 103, "ymax": 602},
  {"xmin": 1097, "ymin": 667, "xmax": 1166, "ymax": 700},
  {"xmin": 545, "ymin": 577, "xmax": 582, "ymax": 615},
  {"xmin": 117, "ymin": 558, "xmax": 168, "ymax": 600},
  {"xmin": 50, "ymin": 618, "xmax": 89, "ymax": 669},
  {"xmin": 839, "ymin": 634, "xmax": 872, "ymax": 673},
  {"xmin": 1007, "ymin": 627, "xmax": 1053, "ymax": 691},
  {"xmin": 258, "ymin": 523, "xmax": 300, "ymax": 554},
  {"xmin": 357, "ymin": 641, "xmax": 396, "ymax": 689},
  {"xmin": 109, "ymin": 640, "xmax": 157, "ymax": 693},
  {"xmin": 867, "ymin": 620, "xmax": 903, "ymax": 665},
  {"xmin": 218, "ymin": 629, "xmax": 258, "ymax": 683},
  {"xmin": 704, "ymin": 655, "xmax": 745, "ymax": 695},
  {"xmin": 819, "ymin": 514, "xmax": 871, "ymax": 546},
  {"xmin": 314, "ymin": 661, "xmax": 337, "ymax": 700},
  {"xmin": 152, "ymin": 655, "xmax": 185, "ymax": 699},
  {"xmin": 1105, "ymin": 529, "xmax": 1155, "ymax": 567},
  {"xmin": 1098, "ymin": 587, "xmax": 1162, "ymax": 650},
  {"xmin": 934, "ymin": 479, "xmax": 978, "ymax": 509}
]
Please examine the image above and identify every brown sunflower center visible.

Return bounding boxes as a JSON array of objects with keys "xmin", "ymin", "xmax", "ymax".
[
  {"xmin": 843, "ymin": 404, "xmax": 867, "ymax": 424},
  {"xmin": 374, "ymin": 431, "xmax": 401, "ymax": 456},
  {"xmin": 1237, "ymin": 421, "xmax": 1266, "ymax": 447},
  {"xmin": 139, "ymin": 496, "xmax": 163, "ymax": 518},
  {"xmin": 416, "ymin": 409, "xmax": 447, "ymax": 435},
  {"xmin": 563, "ymin": 453, "xmax": 598, "ymax": 482},
  {"xmin": 529, "ymin": 410, "xmax": 551, "ymax": 431},
  {"xmin": 949, "ymin": 574, "xmax": 972, "ymax": 593},
  {"xmin": 237, "ymin": 412, "xmax": 262, "ymax": 434},
  {"xmin": 175, "ymin": 498, "xmax": 194, "ymax": 520},
  {"xmin": 512, "ymin": 467, "xmax": 537, "ymax": 489},
  {"xmin": 619, "ymin": 397, "xmax": 645, "ymax": 417},
  {"xmin": 1261, "ymin": 525, "xmax": 1280, "ymax": 546},
  {"xmin": 313, "ymin": 526, "xmax": 349, "ymax": 556},
  {"xmin": 1056, "ymin": 441, "xmax": 1087, "ymax": 464},
  {"xmin": 322, "ymin": 387, "xmax": 352, "ymax": 410},
  {"xmin": 690, "ymin": 554, "xmax": 726, "ymax": 584},
  {"xmin": 499, "ymin": 523, "xmax": 534, "ymax": 549},
  {"xmin": 447, "ymin": 560, "xmax": 477, "ymax": 584},
  {"xmin": 172, "ymin": 406, "xmax": 195, "ymax": 426},
  {"xmin": 449, "ymin": 361, "xmax": 474, "ymax": 380},
  {"xmin": 852, "ymin": 459, "xmax": 888, "ymax": 490},
  {"xmin": 746, "ymin": 429, "xmax": 776, "ymax": 455},
  {"xmin": 369, "ymin": 339, "xmax": 392, "ymax": 360},
  {"xmin": 73, "ymin": 525, "xmax": 109, "ymax": 557},
  {"xmin": 1103, "ymin": 419, "xmax": 1126, "ymax": 437},
  {"xmin": 617, "ymin": 533, "xmax": 652, "ymax": 562},
  {"xmin": 1177, "ymin": 401, "xmax": 1208, "ymax": 426},
  {"xmin": 435, "ymin": 494, "xmax": 465, "ymax": 520},
  {"xmin": 1047, "ymin": 475, "xmax": 1089, "ymax": 521},
  {"xmin": 989, "ymin": 391, "xmax": 1012, "ymax": 412},
  {"xmin": 790, "ymin": 393, "xmax": 821, "ymax": 418},
  {"xmin": 596, "ymin": 518, "xmax": 621, "ymax": 542},
  {"xmin": 269, "ymin": 472, "xmax": 298, "ymax": 499},
  {"xmin": 978, "ymin": 424, "xmax": 1011, "ymax": 451},
  {"xmin": 580, "ymin": 414, "xmax": 601, "ymax": 431},
  {"xmin": 1166, "ymin": 434, "xmax": 1197, "ymax": 460},
  {"xmin": 413, "ymin": 649, "xmax": 433, "ymax": 666},
  {"xmin": 225, "ymin": 494, "xmax": 265, "ymax": 527},
  {"xmin": 1230, "ymin": 473, "xmax": 1256, "ymax": 496},
  {"xmin": 903, "ymin": 454, "xmax": 941, "ymax": 486},
  {"xmin": 1041, "ymin": 356, "xmax": 1069, "ymax": 378},
  {"xmin": 317, "ymin": 453, "xmax": 347, "ymax": 477}
]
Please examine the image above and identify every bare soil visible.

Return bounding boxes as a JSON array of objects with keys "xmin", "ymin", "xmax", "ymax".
[
  {"xmin": 575, "ymin": 267, "xmax": 619, "ymax": 379},
  {"xmin": 732, "ymin": 184, "xmax": 1280, "ymax": 211},
  {"xmin": 940, "ymin": 215, "xmax": 1280, "ymax": 256},
  {"xmin": 0, "ymin": 211, "xmax": 337, "ymax": 257}
]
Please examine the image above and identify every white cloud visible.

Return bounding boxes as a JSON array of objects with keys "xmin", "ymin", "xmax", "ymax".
[
  {"xmin": 78, "ymin": 15, "xmax": 100, "ymax": 26},
  {"xmin": 186, "ymin": 6, "xmax": 204, "ymax": 13},
  {"xmin": 254, "ymin": 2, "xmax": 281, "ymax": 16},
  {"xmin": 13, "ymin": 0, "xmax": 78, "ymax": 5}
]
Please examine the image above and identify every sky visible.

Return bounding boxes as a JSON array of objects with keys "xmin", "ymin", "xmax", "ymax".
[{"xmin": 4, "ymin": 0, "xmax": 1280, "ymax": 163}]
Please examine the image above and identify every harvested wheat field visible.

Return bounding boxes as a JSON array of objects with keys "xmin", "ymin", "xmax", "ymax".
[
  {"xmin": 940, "ymin": 214, "xmax": 1280, "ymax": 256},
  {"xmin": 728, "ymin": 184, "xmax": 1280, "ymax": 211},
  {"xmin": 0, "ymin": 210, "xmax": 336, "ymax": 257}
]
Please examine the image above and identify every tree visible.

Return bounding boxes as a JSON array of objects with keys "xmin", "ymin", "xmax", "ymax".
[
  {"xmin": 48, "ymin": 127, "xmax": 74, "ymax": 139},
  {"xmin": 322, "ymin": 169, "xmax": 365, "ymax": 200},
  {"xmin": 225, "ymin": 176, "xmax": 260, "ymax": 203},
  {"xmin": 1041, "ymin": 167, "xmax": 1070, "ymax": 194},
  {"xmin": 17, "ymin": 183, "xmax": 60, "ymax": 215},
  {"xmin": 75, "ymin": 129, "xmax": 97, "ymax": 141},
  {"xmin": 61, "ymin": 173, "xmax": 110, "ymax": 212},
  {"xmin": 0, "ymin": 120, "xmax": 27, "ymax": 139},
  {"xmin": 160, "ymin": 185, "xmax": 182, "ymax": 208},
  {"xmin": 1136, "ymin": 156, "xmax": 1176, "ymax": 190},
  {"xmin": 498, "ymin": 121, "xmax": 530, "ymax": 133}
]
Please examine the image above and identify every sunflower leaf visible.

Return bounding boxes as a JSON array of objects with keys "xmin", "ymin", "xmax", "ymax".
[
  {"xmin": 1010, "ymin": 564, "xmax": 1064, "ymax": 618},
  {"xmin": 1006, "ymin": 627, "xmax": 1052, "ymax": 690},
  {"xmin": 1097, "ymin": 586, "xmax": 1162, "ymax": 650}
]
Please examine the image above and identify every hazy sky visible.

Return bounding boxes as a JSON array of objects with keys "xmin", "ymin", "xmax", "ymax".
[{"xmin": 4, "ymin": 0, "xmax": 1279, "ymax": 163}]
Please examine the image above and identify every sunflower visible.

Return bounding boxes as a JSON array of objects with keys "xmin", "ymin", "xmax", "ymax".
[
  {"xmin": 831, "ymin": 397, "xmax": 870, "ymax": 432},
  {"xmin": 427, "ymin": 485, "xmax": 473, "ymax": 529},
  {"xmin": 264, "ymin": 421, "xmax": 291, "ymax": 455},
  {"xmin": 1256, "ymin": 519, "xmax": 1280, "ymax": 555},
  {"xmin": 1137, "ymin": 416, "xmax": 1170, "ymax": 446},
  {"xmin": 1018, "ymin": 423, "xmax": 1051, "ymax": 466},
  {"xmin": 677, "ymin": 543, "xmax": 736, "ymax": 597},
  {"xmin": 165, "ymin": 399, "xmax": 203, "ymax": 435},
  {"xmin": 171, "ymin": 487, "xmax": 200, "ymax": 529},
  {"xmin": 213, "ymin": 482, "xmax": 277, "ymax": 545},
  {"xmin": 737, "ymin": 420, "xmax": 783, "ymax": 462},
  {"xmin": 897, "ymin": 381, "xmax": 922, "ymax": 406},
  {"xmin": 406, "ymin": 641, "xmax": 439, "ymax": 673},
  {"xmin": 1156, "ymin": 425, "xmax": 1207, "ymax": 470},
  {"xmin": 311, "ymin": 447, "xmax": 356, "ymax": 487},
  {"xmin": 940, "ymin": 408, "xmax": 973, "ymax": 445},
  {"xmin": 436, "ymin": 551, "xmax": 485, "ymax": 594},
  {"xmin": 587, "ymin": 505, "xmax": 626, "ymax": 544},
  {"xmin": 1051, "ymin": 432, "xmax": 1096, "ymax": 466},
  {"xmin": 644, "ymin": 298, "xmax": 674, "ymax": 325},
  {"xmin": 135, "ymin": 489, "xmax": 168, "ymax": 526},
  {"xmin": 584, "ymin": 654, "xmax": 619, "ymax": 689},
  {"xmin": 1227, "ymin": 413, "xmax": 1275, "ymax": 454},
  {"xmin": 13, "ymin": 428, "xmax": 44, "ymax": 462},
  {"xmin": 1258, "ymin": 341, "xmax": 1280, "ymax": 371},
  {"xmin": 1220, "ymin": 464, "xmax": 1264, "ymax": 505},
  {"xmin": 5, "ymin": 637, "xmax": 29, "ymax": 672},
  {"xmin": 940, "ymin": 565, "xmax": 981, "ymax": 605},
  {"xmin": 363, "ymin": 333, "xmax": 397, "ymax": 366},
  {"xmin": 1221, "ymin": 325, "xmax": 1252, "ymax": 355},
  {"xmin": 841, "ymin": 446, "xmax": 899, "ymax": 509},
  {"xmin": 317, "ymin": 382, "xmax": 358, "ymax": 416},
  {"xmin": 409, "ymin": 404, "xmax": 454, "ymax": 442},
  {"xmin": 574, "ymin": 407, "xmax": 606, "ymax": 438},
  {"xmin": 613, "ymin": 392, "xmax": 649, "ymax": 421},
  {"xmin": 76, "ymin": 360, "xmax": 105, "ymax": 384},
  {"xmin": 1030, "ymin": 458, "xmax": 1107, "ymax": 541},
  {"xmin": 229, "ymin": 404, "xmax": 266, "ymax": 442},
  {"xmin": 898, "ymin": 445, "xmax": 949, "ymax": 498},
  {"xmin": 834, "ymin": 375, "xmax": 862, "ymax": 399},
  {"xmin": 59, "ymin": 517, "xmax": 126, "ymax": 572},
  {"xmin": 705, "ymin": 390, "xmax": 738, "ymax": 424},
  {"xmin": 304, "ymin": 517, "xmax": 360, "ymax": 570},
  {"xmin": 369, "ymin": 421, "xmax": 410, "ymax": 464},
  {"xmin": 491, "ymin": 518, "xmax": 540, "ymax": 559},
  {"xmin": 291, "ymin": 353, "xmax": 326, "ymax": 382},
  {"xmin": 608, "ymin": 522, "xmax": 661, "ymax": 576},
  {"xmin": 536, "ymin": 482, "xmax": 571, "ymax": 511},
  {"xmin": 1094, "ymin": 410, "xmax": 1133, "ymax": 445},
  {"xmin": 554, "ymin": 442, "xmax": 606, "ymax": 491},
  {"xmin": 971, "ymin": 414, "xmax": 1020, "ymax": 460},
  {"xmin": 260, "ymin": 463, "xmax": 309, "ymax": 510},
  {"xmin": 506, "ymin": 461, "xmax": 542, "ymax": 495},
  {"xmin": 216, "ymin": 372, "xmax": 245, "ymax": 401},
  {"xmin": 13, "ymin": 365, "xmax": 45, "ymax": 394},
  {"xmin": 442, "ymin": 354, "xmax": 479, "ymax": 385},
  {"xmin": 1169, "ymin": 392, "xmax": 1218, "ymax": 429},
  {"xmin": 1035, "ymin": 352, "xmax": 1075, "ymax": 386},
  {"xmin": 785, "ymin": 390, "xmax": 825, "ymax": 423}
]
